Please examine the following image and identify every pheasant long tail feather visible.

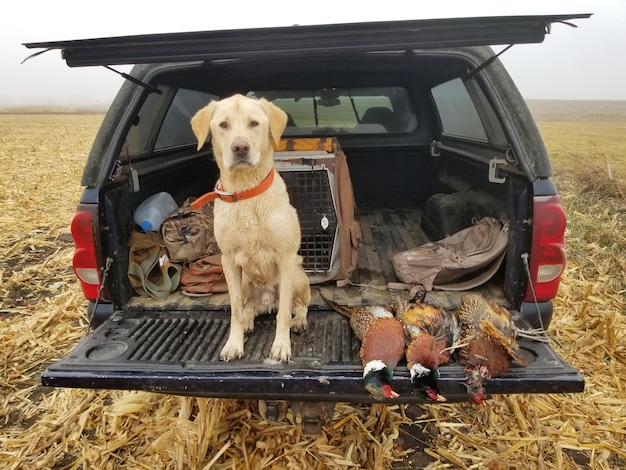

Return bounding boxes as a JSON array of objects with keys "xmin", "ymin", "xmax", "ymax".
[
  {"xmin": 515, "ymin": 327, "xmax": 550, "ymax": 342},
  {"xmin": 321, "ymin": 293, "xmax": 352, "ymax": 318}
]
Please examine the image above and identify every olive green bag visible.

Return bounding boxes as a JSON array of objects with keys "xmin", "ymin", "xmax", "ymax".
[{"xmin": 127, "ymin": 231, "xmax": 181, "ymax": 300}]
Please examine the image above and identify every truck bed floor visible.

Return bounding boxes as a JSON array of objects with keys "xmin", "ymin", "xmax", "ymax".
[{"xmin": 127, "ymin": 207, "xmax": 508, "ymax": 311}]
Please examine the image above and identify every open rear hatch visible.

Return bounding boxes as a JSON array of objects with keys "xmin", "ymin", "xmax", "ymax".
[{"xmin": 24, "ymin": 14, "xmax": 590, "ymax": 66}]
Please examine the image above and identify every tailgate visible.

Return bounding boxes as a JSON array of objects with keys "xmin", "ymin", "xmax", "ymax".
[{"xmin": 43, "ymin": 308, "xmax": 584, "ymax": 403}]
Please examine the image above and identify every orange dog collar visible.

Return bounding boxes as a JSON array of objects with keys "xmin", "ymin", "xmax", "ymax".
[{"xmin": 190, "ymin": 168, "xmax": 275, "ymax": 209}]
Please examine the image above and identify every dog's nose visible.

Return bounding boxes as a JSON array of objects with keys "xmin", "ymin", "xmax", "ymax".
[{"xmin": 231, "ymin": 138, "xmax": 250, "ymax": 157}]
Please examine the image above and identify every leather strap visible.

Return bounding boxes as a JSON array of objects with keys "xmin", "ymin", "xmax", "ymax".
[{"xmin": 191, "ymin": 168, "xmax": 275, "ymax": 209}]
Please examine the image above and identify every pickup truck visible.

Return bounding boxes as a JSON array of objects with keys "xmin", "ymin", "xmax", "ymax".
[{"xmin": 25, "ymin": 14, "xmax": 587, "ymax": 428}]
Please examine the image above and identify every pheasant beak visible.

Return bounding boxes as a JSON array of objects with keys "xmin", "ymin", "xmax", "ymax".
[
  {"xmin": 463, "ymin": 366, "xmax": 489, "ymax": 404},
  {"xmin": 382, "ymin": 384, "xmax": 400, "ymax": 399},
  {"xmin": 425, "ymin": 389, "xmax": 447, "ymax": 402},
  {"xmin": 462, "ymin": 381, "xmax": 486, "ymax": 405},
  {"xmin": 471, "ymin": 392, "xmax": 486, "ymax": 405}
]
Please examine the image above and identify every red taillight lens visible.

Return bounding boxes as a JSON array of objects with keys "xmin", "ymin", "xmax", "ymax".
[
  {"xmin": 524, "ymin": 195, "xmax": 567, "ymax": 302},
  {"xmin": 71, "ymin": 210, "xmax": 101, "ymax": 300}
]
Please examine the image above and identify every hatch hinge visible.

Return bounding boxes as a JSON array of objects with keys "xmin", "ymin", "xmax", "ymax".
[
  {"xmin": 489, "ymin": 158, "xmax": 508, "ymax": 184},
  {"xmin": 464, "ymin": 44, "xmax": 514, "ymax": 81},
  {"xmin": 103, "ymin": 65, "xmax": 162, "ymax": 95},
  {"xmin": 430, "ymin": 140, "xmax": 441, "ymax": 157}
]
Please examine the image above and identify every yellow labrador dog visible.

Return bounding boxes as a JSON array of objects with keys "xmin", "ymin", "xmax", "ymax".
[{"xmin": 191, "ymin": 94, "xmax": 310, "ymax": 362}]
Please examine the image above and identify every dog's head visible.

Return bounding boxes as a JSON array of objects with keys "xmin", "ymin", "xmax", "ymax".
[{"xmin": 191, "ymin": 94, "xmax": 287, "ymax": 172}]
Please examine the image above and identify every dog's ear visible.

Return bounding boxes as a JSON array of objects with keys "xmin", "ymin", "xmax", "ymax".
[
  {"xmin": 260, "ymin": 99, "xmax": 288, "ymax": 147},
  {"xmin": 191, "ymin": 101, "xmax": 217, "ymax": 151}
]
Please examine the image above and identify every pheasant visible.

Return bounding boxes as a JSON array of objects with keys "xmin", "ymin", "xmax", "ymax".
[
  {"xmin": 322, "ymin": 295, "xmax": 405, "ymax": 400},
  {"xmin": 395, "ymin": 299, "xmax": 460, "ymax": 402},
  {"xmin": 456, "ymin": 293, "xmax": 527, "ymax": 404}
]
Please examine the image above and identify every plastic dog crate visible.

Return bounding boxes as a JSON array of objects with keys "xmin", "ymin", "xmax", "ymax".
[{"xmin": 275, "ymin": 151, "xmax": 340, "ymax": 283}]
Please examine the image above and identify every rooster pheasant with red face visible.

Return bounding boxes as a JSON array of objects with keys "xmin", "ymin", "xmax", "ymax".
[
  {"xmin": 457, "ymin": 293, "xmax": 527, "ymax": 404},
  {"xmin": 322, "ymin": 295, "xmax": 405, "ymax": 400},
  {"xmin": 395, "ymin": 299, "xmax": 460, "ymax": 402}
]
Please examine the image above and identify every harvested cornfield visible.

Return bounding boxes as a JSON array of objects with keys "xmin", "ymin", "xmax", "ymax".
[{"xmin": 1, "ymin": 110, "xmax": 625, "ymax": 469}]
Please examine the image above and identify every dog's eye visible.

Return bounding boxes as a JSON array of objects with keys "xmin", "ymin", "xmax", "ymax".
[
  {"xmin": 249, "ymin": 121, "xmax": 259, "ymax": 128},
  {"xmin": 219, "ymin": 121, "xmax": 228, "ymax": 129}
]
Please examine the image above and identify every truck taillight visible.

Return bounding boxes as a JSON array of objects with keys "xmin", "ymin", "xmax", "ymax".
[
  {"xmin": 525, "ymin": 195, "xmax": 567, "ymax": 302},
  {"xmin": 71, "ymin": 209, "xmax": 101, "ymax": 300}
]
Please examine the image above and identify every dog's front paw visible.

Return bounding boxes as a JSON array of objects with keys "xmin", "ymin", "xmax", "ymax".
[
  {"xmin": 220, "ymin": 339, "xmax": 245, "ymax": 361},
  {"xmin": 269, "ymin": 338, "xmax": 292, "ymax": 363}
]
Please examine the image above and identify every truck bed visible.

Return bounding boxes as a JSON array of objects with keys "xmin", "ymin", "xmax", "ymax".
[
  {"xmin": 43, "ymin": 207, "xmax": 584, "ymax": 403},
  {"xmin": 125, "ymin": 206, "xmax": 507, "ymax": 311}
]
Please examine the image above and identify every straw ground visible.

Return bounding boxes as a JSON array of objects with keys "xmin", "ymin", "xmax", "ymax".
[{"xmin": 1, "ymin": 105, "xmax": 625, "ymax": 469}]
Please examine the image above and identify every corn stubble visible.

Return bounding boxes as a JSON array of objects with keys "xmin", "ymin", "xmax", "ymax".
[{"xmin": 0, "ymin": 111, "xmax": 624, "ymax": 469}]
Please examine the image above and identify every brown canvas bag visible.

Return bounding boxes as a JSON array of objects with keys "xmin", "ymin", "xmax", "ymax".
[
  {"xmin": 391, "ymin": 217, "xmax": 508, "ymax": 292},
  {"xmin": 161, "ymin": 199, "xmax": 219, "ymax": 263},
  {"xmin": 180, "ymin": 254, "xmax": 228, "ymax": 295}
]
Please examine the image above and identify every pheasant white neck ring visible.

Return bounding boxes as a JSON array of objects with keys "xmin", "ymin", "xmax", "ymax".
[{"xmin": 363, "ymin": 359, "xmax": 388, "ymax": 378}]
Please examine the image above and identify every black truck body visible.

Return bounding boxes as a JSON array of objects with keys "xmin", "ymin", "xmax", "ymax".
[{"xmin": 25, "ymin": 15, "xmax": 588, "ymax": 406}]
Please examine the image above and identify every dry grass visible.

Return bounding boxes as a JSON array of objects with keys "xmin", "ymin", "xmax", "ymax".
[{"xmin": 1, "ymin": 108, "xmax": 625, "ymax": 469}]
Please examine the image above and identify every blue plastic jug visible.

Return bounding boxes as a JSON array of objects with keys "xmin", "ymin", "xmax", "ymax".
[{"xmin": 134, "ymin": 192, "xmax": 178, "ymax": 231}]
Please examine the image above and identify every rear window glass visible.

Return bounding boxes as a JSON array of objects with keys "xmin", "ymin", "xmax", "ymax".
[
  {"xmin": 152, "ymin": 86, "xmax": 417, "ymax": 153},
  {"xmin": 431, "ymin": 78, "xmax": 488, "ymax": 141},
  {"xmin": 248, "ymin": 87, "xmax": 418, "ymax": 136},
  {"xmin": 155, "ymin": 89, "xmax": 218, "ymax": 150}
]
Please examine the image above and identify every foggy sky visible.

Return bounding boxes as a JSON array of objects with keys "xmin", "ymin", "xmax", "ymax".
[{"xmin": 2, "ymin": 0, "xmax": 625, "ymax": 107}]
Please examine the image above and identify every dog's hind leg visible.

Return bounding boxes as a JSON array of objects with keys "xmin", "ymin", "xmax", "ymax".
[
  {"xmin": 291, "ymin": 268, "xmax": 310, "ymax": 332},
  {"xmin": 241, "ymin": 282, "xmax": 260, "ymax": 334}
]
